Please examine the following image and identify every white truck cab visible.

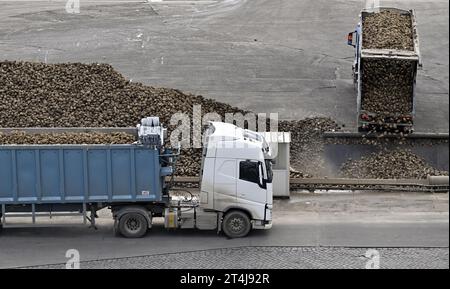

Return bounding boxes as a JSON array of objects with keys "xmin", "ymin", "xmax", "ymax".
[{"xmin": 198, "ymin": 122, "xmax": 273, "ymax": 237}]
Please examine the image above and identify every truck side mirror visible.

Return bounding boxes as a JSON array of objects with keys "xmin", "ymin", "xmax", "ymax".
[{"xmin": 348, "ymin": 32, "xmax": 356, "ymax": 47}]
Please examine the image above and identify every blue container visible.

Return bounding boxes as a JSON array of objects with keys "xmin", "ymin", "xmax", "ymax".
[{"xmin": 0, "ymin": 145, "xmax": 163, "ymax": 205}]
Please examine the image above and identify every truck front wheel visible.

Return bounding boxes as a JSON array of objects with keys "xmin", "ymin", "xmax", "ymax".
[
  {"xmin": 222, "ymin": 211, "xmax": 251, "ymax": 238},
  {"xmin": 118, "ymin": 213, "xmax": 148, "ymax": 238}
]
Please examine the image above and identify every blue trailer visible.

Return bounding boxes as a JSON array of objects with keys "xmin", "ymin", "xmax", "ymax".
[
  {"xmin": 0, "ymin": 117, "xmax": 177, "ymax": 238},
  {"xmin": 0, "ymin": 143, "xmax": 176, "ymax": 236},
  {"xmin": 0, "ymin": 145, "xmax": 169, "ymax": 204}
]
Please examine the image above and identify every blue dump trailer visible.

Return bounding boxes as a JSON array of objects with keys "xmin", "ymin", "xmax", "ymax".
[
  {"xmin": 0, "ymin": 145, "xmax": 167, "ymax": 204},
  {"xmin": 0, "ymin": 118, "xmax": 274, "ymax": 238},
  {"xmin": 0, "ymin": 143, "xmax": 175, "ymax": 238}
]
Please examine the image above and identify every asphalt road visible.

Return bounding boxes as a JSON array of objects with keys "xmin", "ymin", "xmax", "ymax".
[
  {"xmin": 0, "ymin": 192, "xmax": 448, "ymax": 268},
  {"xmin": 0, "ymin": 0, "xmax": 448, "ymax": 131}
]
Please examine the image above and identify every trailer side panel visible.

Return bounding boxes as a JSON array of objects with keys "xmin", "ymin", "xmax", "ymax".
[{"xmin": 0, "ymin": 145, "xmax": 162, "ymax": 204}]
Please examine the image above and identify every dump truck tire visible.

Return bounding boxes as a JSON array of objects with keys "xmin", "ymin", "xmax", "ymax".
[
  {"xmin": 118, "ymin": 212, "xmax": 148, "ymax": 238},
  {"xmin": 222, "ymin": 210, "xmax": 251, "ymax": 238}
]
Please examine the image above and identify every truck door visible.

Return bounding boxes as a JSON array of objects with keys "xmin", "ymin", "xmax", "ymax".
[
  {"xmin": 213, "ymin": 158, "xmax": 237, "ymax": 211},
  {"xmin": 236, "ymin": 160, "xmax": 267, "ymax": 220}
]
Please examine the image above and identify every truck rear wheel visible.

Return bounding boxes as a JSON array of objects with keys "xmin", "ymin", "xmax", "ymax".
[
  {"xmin": 222, "ymin": 211, "xmax": 251, "ymax": 238},
  {"xmin": 118, "ymin": 212, "xmax": 148, "ymax": 238}
]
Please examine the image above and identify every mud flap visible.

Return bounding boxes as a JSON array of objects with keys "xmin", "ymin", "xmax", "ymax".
[{"xmin": 217, "ymin": 212, "xmax": 223, "ymax": 235}]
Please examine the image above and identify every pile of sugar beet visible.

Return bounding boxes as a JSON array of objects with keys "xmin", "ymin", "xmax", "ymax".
[
  {"xmin": 0, "ymin": 61, "xmax": 447, "ymax": 179},
  {"xmin": 361, "ymin": 10, "xmax": 416, "ymax": 125}
]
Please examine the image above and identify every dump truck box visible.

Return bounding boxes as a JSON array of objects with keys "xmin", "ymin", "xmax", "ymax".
[
  {"xmin": 0, "ymin": 145, "xmax": 164, "ymax": 204},
  {"xmin": 348, "ymin": 7, "xmax": 422, "ymax": 132}
]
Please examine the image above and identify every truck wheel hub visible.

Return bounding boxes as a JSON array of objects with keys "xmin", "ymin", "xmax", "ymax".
[
  {"xmin": 229, "ymin": 217, "xmax": 244, "ymax": 232},
  {"xmin": 126, "ymin": 218, "xmax": 140, "ymax": 231}
]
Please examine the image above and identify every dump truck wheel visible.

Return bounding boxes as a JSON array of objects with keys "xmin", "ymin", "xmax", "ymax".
[
  {"xmin": 222, "ymin": 210, "xmax": 251, "ymax": 238},
  {"xmin": 118, "ymin": 212, "xmax": 148, "ymax": 238}
]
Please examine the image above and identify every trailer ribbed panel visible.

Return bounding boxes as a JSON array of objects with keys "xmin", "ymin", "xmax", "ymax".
[{"xmin": 0, "ymin": 145, "xmax": 162, "ymax": 204}]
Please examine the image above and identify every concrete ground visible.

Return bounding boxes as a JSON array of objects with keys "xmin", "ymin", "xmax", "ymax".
[
  {"xmin": 0, "ymin": 0, "xmax": 448, "ymax": 132},
  {"xmin": 0, "ymin": 191, "xmax": 448, "ymax": 268}
]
